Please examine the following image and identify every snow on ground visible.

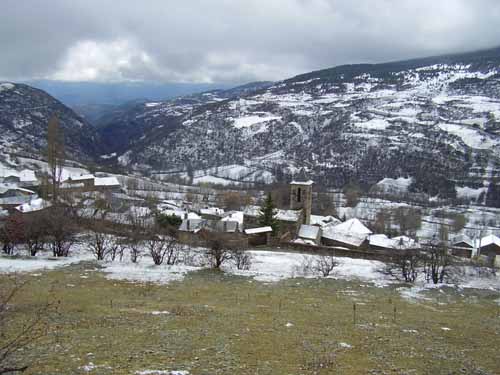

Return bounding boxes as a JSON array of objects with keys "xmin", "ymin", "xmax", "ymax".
[
  {"xmin": 375, "ymin": 177, "xmax": 412, "ymax": 194},
  {"xmin": 354, "ymin": 118, "xmax": 390, "ymax": 130},
  {"xmin": 0, "ymin": 82, "xmax": 15, "ymax": 92},
  {"xmin": 399, "ymin": 266, "xmax": 500, "ymax": 301},
  {"xmin": 192, "ymin": 175, "xmax": 238, "ymax": 186},
  {"xmin": 231, "ymin": 115, "xmax": 281, "ymax": 129},
  {"xmin": 438, "ymin": 123, "xmax": 499, "ymax": 150},
  {"xmin": 456, "ymin": 186, "xmax": 487, "ymax": 201},
  {"xmin": 228, "ymin": 251, "xmax": 390, "ymax": 286},
  {"xmin": 103, "ymin": 262, "xmax": 200, "ymax": 284},
  {"xmin": 2, "ymin": 244, "xmax": 499, "ymax": 301},
  {"xmin": 0, "ymin": 243, "xmax": 93, "ymax": 274}
]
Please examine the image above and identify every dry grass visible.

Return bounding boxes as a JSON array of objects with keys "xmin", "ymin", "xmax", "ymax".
[{"xmin": 2, "ymin": 262, "xmax": 500, "ymax": 374}]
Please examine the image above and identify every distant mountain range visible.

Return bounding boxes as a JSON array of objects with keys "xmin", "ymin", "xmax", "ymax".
[
  {"xmin": 1, "ymin": 47, "xmax": 500, "ymax": 201},
  {"xmin": 0, "ymin": 82, "xmax": 100, "ymax": 161}
]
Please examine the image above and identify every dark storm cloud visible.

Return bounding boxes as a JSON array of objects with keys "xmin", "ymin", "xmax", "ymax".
[{"xmin": 1, "ymin": 0, "xmax": 499, "ymax": 83}]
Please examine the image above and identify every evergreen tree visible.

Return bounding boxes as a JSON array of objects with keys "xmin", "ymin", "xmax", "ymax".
[
  {"xmin": 485, "ymin": 180, "xmax": 500, "ymax": 208},
  {"xmin": 258, "ymin": 193, "xmax": 279, "ymax": 235}
]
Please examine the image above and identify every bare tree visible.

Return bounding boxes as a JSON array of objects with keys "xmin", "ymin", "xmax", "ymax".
[
  {"xmin": 0, "ymin": 215, "xmax": 24, "ymax": 255},
  {"xmin": 23, "ymin": 213, "xmax": 48, "ymax": 256},
  {"xmin": 45, "ymin": 207, "xmax": 77, "ymax": 257},
  {"xmin": 313, "ymin": 255, "xmax": 338, "ymax": 277},
  {"xmin": 112, "ymin": 239, "xmax": 127, "ymax": 262},
  {"xmin": 89, "ymin": 232, "xmax": 119, "ymax": 261},
  {"xmin": 422, "ymin": 243, "xmax": 454, "ymax": 284},
  {"xmin": 205, "ymin": 236, "xmax": 233, "ymax": 269},
  {"xmin": 128, "ymin": 239, "xmax": 142, "ymax": 263},
  {"xmin": 46, "ymin": 115, "xmax": 65, "ymax": 204},
  {"xmin": 231, "ymin": 249, "xmax": 252, "ymax": 270},
  {"xmin": 146, "ymin": 236, "xmax": 180, "ymax": 266},
  {"xmin": 295, "ymin": 255, "xmax": 314, "ymax": 276},
  {"xmin": 383, "ymin": 250, "xmax": 421, "ymax": 283},
  {"xmin": 217, "ymin": 191, "xmax": 243, "ymax": 211},
  {"xmin": 394, "ymin": 207, "xmax": 422, "ymax": 237},
  {"xmin": 0, "ymin": 276, "xmax": 51, "ymax": 374}
]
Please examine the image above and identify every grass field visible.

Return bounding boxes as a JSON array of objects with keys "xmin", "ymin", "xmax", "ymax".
[{"xmin": 3, "ymin": 261, "xmax": 500, "ymax": 375}]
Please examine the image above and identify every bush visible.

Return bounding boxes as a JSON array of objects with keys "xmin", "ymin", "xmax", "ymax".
[
  {"xmin": 232, "ymin": 249, "xmax": 252, "ymax": 270},
  {"xmin": 313, "ymin": 255, "xmax": 338, "ymax": 277},
  {"xmin": 156, "ymin": 213, "xmax": 182, "ymax": 229}
]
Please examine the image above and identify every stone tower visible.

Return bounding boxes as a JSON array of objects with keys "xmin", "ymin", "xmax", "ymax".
[{"xmin": 289, "ymin": 180, "xmax": 313, "ymax": 225}]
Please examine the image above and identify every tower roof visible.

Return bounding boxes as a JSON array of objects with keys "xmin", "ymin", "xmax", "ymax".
[{"xmin": 290, "ymin": 180, "xmax": 314, "ymax": 186}]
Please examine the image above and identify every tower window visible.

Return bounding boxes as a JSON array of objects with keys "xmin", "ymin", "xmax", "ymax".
[{"xmin": 297, "ymin": 187, "xmax": 301, "ymax": 203}]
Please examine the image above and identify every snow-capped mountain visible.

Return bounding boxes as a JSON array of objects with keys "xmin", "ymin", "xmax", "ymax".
[
  {"xmin": 0, "ymin": 82, "xmax": 100, "ymax": 161},
  {"xmin": 104, "ymin": 48, "xmax": 500, "ymax": 197}
]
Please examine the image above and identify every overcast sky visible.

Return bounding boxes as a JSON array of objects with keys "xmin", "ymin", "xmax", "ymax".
[{"xmin": 1, "ymin": 0, "xmax": 499, "ymax": 84}]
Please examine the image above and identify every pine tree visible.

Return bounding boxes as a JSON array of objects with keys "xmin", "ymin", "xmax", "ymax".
[
  {"xmin": 258, "ymin": 193, "xmax": 279, "ymax": 234},
  {"xmin": 485, "ymin": 179, "xmax": 500, "ymax": 208}
]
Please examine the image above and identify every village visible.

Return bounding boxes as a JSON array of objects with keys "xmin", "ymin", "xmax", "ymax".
[{"xmin": 1, "ymin": 164, "xmax": 499, "ymax": 269}]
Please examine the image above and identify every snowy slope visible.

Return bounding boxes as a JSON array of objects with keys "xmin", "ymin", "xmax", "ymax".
[{"xmin": 106, "ymin": 47, "xmax": 500, "ymax": 196}]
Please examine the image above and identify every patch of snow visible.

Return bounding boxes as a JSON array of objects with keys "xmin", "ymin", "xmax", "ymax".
[
  {"xmin": 231, "ymin": 115, "xmax": 281, "ymax": 129},
  {"xmin": 456, "ymin": 186, "xmax": 486, "ymax": 200},
  {"xmin": 354, "ymin": 118, "xmax": 390, "ymax": 130},
  {"xmin": 438, "ymin": 123, "xmax": 499, "ymax": 150},
  {"xmin": 375, "ymin": 177, "xmax": 412, "ymax": 194},
  {"xmin": 0, "ymin": 244, "xmax": 93, "ymax": 274},
  {"xmin": 0, "ymin": 83, "xmax": 15, "ymax": 92}
]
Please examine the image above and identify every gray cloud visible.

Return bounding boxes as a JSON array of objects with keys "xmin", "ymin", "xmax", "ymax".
[{"xmin": 1, "ymin": 0, "xmax": 499, "ymax": 84}]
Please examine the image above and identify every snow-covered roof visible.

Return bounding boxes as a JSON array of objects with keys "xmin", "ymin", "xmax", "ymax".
[
  {"xmin": 19, "ymin": 169, "xmax": 37, "ymax": 182},
  {"xmin": 95, "ymin": 176, "xmax": 120, "ymax": 187},
  {"xmin": 15, "ymin": 198, "xmax": 51, "ymax": 213},
  {"xmin": 310, "ymin": 215, "xmax": 341, "ymax": 227},
  {"xmin": 452, "ymin": 234, "xmax": 474, "ymax": 248},
  {"xmin": 392, "ymin": 236, "xmax": 419, "ymax": 249},
  {"xmin": 0, "ymin": 185, "xmax": 36, "ymax": 195},
  {"xmin": 478, "ymin": 234, "xmax": 500, "ymax": 248},
  {"xmin": 290, "ymin": 180, "xmax": 314, "ymax": 186},
  {"xmin": 323, "ymin": 231, "xmax": 367, "ymax": 247},
  {"xmin": 321, "ymin": 218, "xmax": 372, "ymax": 247},
  {"xmin": 162, "ymin": 209, "xmax": 201, "ymax": 220},
  {"xmin": 369, "ymin": 234, "xmax": 393, "ymax": 249},
  {"xmin": 68, "ymin": 174, "xmax": 95, "ymax": 181},
  {"xmin": 298, "ymin": 224, "xmax": 320, "ymax": 240},
  {"xmin": 244, "ymin": 226, "xmax": 272, "ymax": 235},
  {"xmin": 371, "ymin": 235, "xmax": 421, "ymax": 250},
  {"xmin": 0, "ymin": 196, "xmax": 33, "ymax": 206},
  {"xmin": 200, "ymin": 207, "xmax": 225, "ymax": 216},
  {"xmin": 221, "ymin": 211, "xmax": 244, "ymax": 226},
  {"xmin": 331, "ymin": 218, "xmax": 372, "ymax": 235},
  {"xmin": 0, "ymin": 169, "xmax": 37, "ymax": 183}
]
